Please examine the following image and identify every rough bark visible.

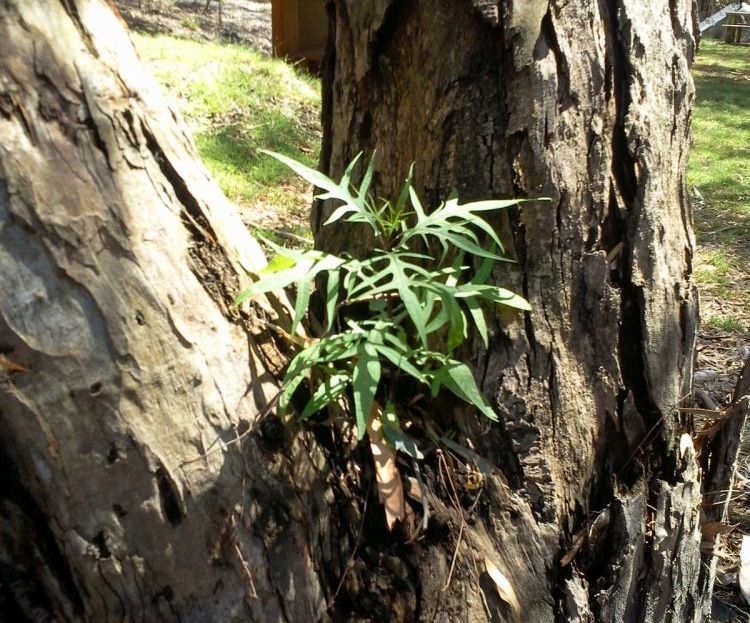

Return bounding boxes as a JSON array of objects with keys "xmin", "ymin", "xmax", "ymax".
[
  {"xmin": 0, "ymin": 2, "xmax": 337, "ymax": 622},
  {"xmin": 699, "ymin": 359, "xmax": 750, "ymax": 603},
  {"xmin": 0, "ymin": 1, "xmax": 738, "ymax": 622},
  {"xmin": 316, "ymin": 1, "xmax": 711, "ymax": 621}
]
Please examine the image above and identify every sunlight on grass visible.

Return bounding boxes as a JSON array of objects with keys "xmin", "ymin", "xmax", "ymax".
[
  {"xmin": 688, "ymin": 40, "xmax": 750, "ymax": 334},
  {"xmin": 694, "ymin": 248, "xmax": 732, "ymax": 294},
  {"xmin": 690, "ymin": 41, "xmax": 749, "ymax": 229},
  {"xmin": 133, "ymin": 33, "xmax": 321, "ymax": 227},
  {"xmin": 706, "ymin": 315, "xmax": 745, "ymax": 333}
]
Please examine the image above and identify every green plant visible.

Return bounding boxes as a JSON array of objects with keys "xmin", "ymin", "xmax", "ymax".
[
  {"xmin": 180, "ymin": 17, "xmax": 199, "ymax": 31},
  {"xmin": 706, "ymin": 314, "xmax": 745, "ymax": 333},
  {"xmin": 237, "ymin": 152, "xmax": 531, "ymax": 459}
]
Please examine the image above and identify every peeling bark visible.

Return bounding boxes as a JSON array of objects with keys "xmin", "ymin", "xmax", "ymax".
[
  {"xmin": 0, "ymin": 2, "xmax": 334, "ymax": 621},
  {"xmin": 317, "ymin": 0, "xmax": 710, "ymax": 620}
]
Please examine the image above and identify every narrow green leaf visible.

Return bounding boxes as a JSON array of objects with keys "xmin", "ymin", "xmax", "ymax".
[
  {"xmin": 486, "ymin": 287, "xmax": 532, "ymax": 311},
  {"xmin": 325, "ymin": 270, "xmax": 340, "ymax": 332},
  {"xmin": 373, "ymin": 344, "xmax": 425, "ymax": 383},
  {"xmin": 286, "ymin": 341, "xmax": 323, "ymax": 380},
  {"xmin": 340, "ymin": 152, "xmax": 364, "ymax": 191},
  {"xmin": 291, "ymin": 273, "xmax": 312, "ymax": 335},
  {"xmin": 432, "ymin": 360, "xmax": 497, "ymax": 420},
  {"xmin": 262, "ymin": 254, "xmax": 297, "ymax": 274},
  {"xmin": 424, "ymin": 304, "xmax": 449, "ymax": 335},
  {"xmin": 300, "ymin": 373, "xmax": 351, "ymax": 420},
  {"xmin": 279, "ymin": 372, "xmax": 307, "ymax": 412},
  {"xmin": 234, "ymin": 259, "xmax": 314, "ymax": 305},
  {"xmin": 323, "ymin": 204, "xmax": 360, "ymax": 226},
  {"xmin": 394, "ymin": 163, "xmax": 414, "ymax": 215},
  {"xmin": 353, "ymin": 343, "xmax": 381, "ymax": 439},
  {"xmin": 446, "ymin": 198, "xmax": 526, "ymax": 213},
  {"xmin": 388, "ymin": 252, "xmax": 427, "ymax": 346},
  {"xmin": 473, "ymin": 255, "xmax": 494, "ymax": 285},
  {"xmin": 358, "ymin": 152, "xmax": 376, "ymax": 202},
  {"xmin": 464, "ymin": 296, "xmax": 489, "ymax": 346},
  {"xmin": 444, "ymin": 295, "xmax": 467, "ymax": 353},
  {"xmin": 263, "ymin": 150, "xmax": 341, "ymax": 194},
  {"xmin": 408, "ymin": 185, "xmax": 427, "ymax": 222}
]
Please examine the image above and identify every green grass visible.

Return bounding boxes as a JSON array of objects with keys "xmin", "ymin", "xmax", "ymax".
[
  {"xmin": 133, "ymin": 33, "xmax": 321, "ymax": 231},
  {"xmin": 706, "ymin": 314, "xmax": 745, "ymax": 333},
  {"xmin": 689, "ymin": 40, "xmax": 750, "ymax": 333},
  {"xmin": 694, "ymin": 248, "xmax": 732, "ymax": 295}
]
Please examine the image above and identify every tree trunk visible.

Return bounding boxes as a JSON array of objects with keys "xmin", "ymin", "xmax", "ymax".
[
  {"xmin": 315, "ymin": 1, "xmax": 719, "ymax": 621},
  {"xmin": 0, "ymin": 1, "xmax": 742, "ymax": 622},
  {"xmin": 0, "ymin": 2, "xmax": 338, "ymax": 621}
]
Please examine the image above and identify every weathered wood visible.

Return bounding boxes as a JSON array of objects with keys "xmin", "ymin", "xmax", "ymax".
[
  {"xmin": 698, "ymin": 0, "xmax": 741, "ymax": 22},
  {"xmin": 0, "ymin": 2, "xmax": 336, "ymax": 621},
  {"xmin": 317, "ymin": 0, "xmax": 706, "ymax": 620}
]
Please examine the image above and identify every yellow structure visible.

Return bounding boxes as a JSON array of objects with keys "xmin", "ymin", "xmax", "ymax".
[{"xmin": 272, "ymin": 0, "xmax": 328, "ymax": 62}]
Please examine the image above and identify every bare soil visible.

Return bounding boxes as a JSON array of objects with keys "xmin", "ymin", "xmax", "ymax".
[{"xmin": 115, "ymin": 0, "xmax": 272, "ymax": 53}]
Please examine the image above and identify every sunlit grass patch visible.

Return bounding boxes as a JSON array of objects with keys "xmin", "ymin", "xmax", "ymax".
[
  {"xmin": 133, "ymin": 33, "xmax": 321, "ymax": 235},
  {"xmin": 689, "ymin": 40, "xmax": 750, "ymax": 332}
]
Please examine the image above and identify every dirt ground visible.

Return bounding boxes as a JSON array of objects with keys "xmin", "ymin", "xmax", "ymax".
[{"xmin": 115, "ymin": 0, "xmax": 272, "ymax": 53}]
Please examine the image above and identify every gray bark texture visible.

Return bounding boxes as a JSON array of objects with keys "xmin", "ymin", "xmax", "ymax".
[
  {"xmin": 0, "ymin": 0, "xmax": 743, "ymax": 622},
  {"xmin": 313, "ymin": 0, "xmax": 733, "ymax": 621},
  {"xmin": 0, "ymin": 2, "xmax": 335, "ymax": 622}
]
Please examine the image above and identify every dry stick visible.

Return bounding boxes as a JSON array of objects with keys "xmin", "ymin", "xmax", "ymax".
[
  {"xmin": 472, "ymin": 552, "xmax": 494, "ymax": 622},
  {"xmin": 704, "ymin": 224, "xmax": 750, "ymax": 235},
  {"xmin": 234, "ymin": 543, "xmax": 258, "ymax": 599},
  {"xmin": 615, "ymin": 389, "xmax": 696, "ymax": 475},
  {"xmin": 617, "ymin": 413, "xmax": 667, "ymax": 475},
  {"xmin": 704, "ymin": 492, "xmax": 750, "ymax": 507},
  {"xmin": 438, "ymin": 450, "xmax": 467, "ymax": 592},
  {"xmin": 254, "ymin": 315, "xmax": 317, "ymax": 348},
  {"xmin": 412, "ymin": 459, "xmax": 430, "ymax": 536},
  {"xmin": 443, "ymin": 519, "xmax": 465, "ymax": 593},
  {"xmin": 678, "ymin": 406, "xmax": 728, "ymax": 417},
  {"xmin": 270, "ymin": 228, "xmax": 314, "ymax": 246}
]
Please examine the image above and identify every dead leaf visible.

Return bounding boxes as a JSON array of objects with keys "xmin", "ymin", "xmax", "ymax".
[
  {"xmin": 0, "ymin": 355, "xmax": 29, "ymax": 374},
  {"xmin": 483, "ymin": 556, "xmax": 521, "ymax": 621},
  {"xmin": 404, "ymin": 476, "xmax": 423, "ymax": 503},
  {"xmin": 367, "ymin": 410, "xmax": 406, "ymax": 531}
]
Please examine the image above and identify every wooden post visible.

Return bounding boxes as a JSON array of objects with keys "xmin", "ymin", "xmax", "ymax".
[{"xmin": 271, "ymin": 0, "xmax": 327, "ymax": 61}]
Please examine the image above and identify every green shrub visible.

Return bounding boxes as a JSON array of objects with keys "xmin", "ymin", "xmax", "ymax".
[{"xmin": 237, "ymin": 152, "xmax": 532, "ymax": 457}]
